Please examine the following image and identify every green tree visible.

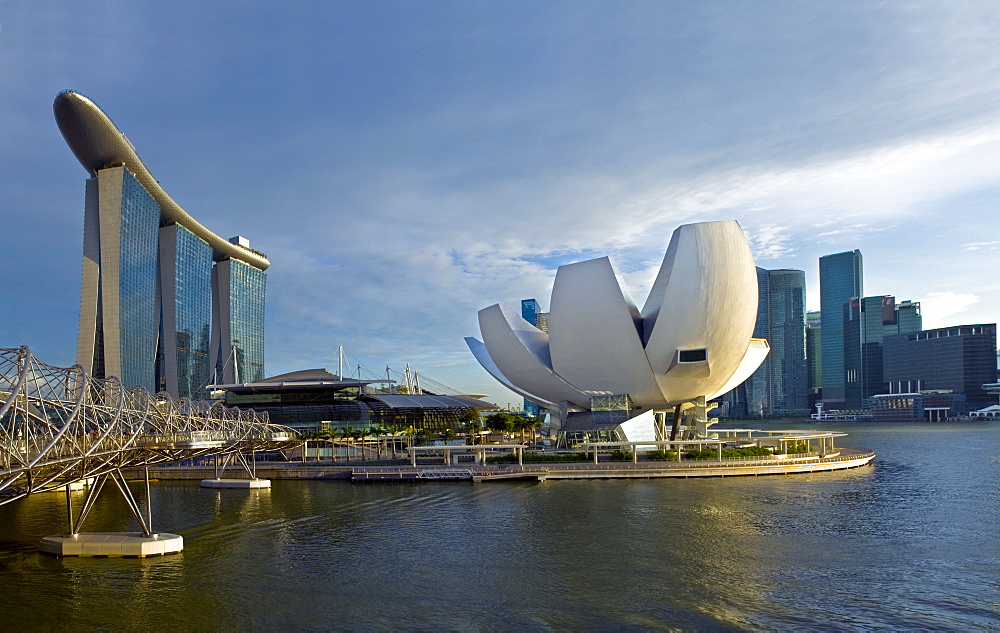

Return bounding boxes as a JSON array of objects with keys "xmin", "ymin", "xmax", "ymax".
[
  {"xmin": 465, "ymin": 419, "xmax": 483, "ymax": 445},
  {"xmin": 442, "ymin": 428, "xmax": 457, "ymax": 444}
]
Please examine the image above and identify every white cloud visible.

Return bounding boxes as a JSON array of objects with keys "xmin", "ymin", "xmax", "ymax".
[
  {"xmin": 746, "ymin": 224, "xmax": 794, "ymax": 260},
  {"xmin": 963, "ymin": 241, "xmax": 1000, "ymax": 251},
  {"xmin": 919, "ymin": 291, "xmax": 981, "ymax": 329}
]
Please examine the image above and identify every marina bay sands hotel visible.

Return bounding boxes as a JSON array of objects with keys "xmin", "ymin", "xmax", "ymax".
[{"xmin": 54, "ymin": 91, "xmax": 268, "ymax": 400}]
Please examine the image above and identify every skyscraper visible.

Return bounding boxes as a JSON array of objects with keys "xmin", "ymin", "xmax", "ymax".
[
  {"xmin": 55, "ymin": 91, "xmax": 269, "ymax": 399},
  {"xmin": 521, "ymin": 299, "xmax": 540, "ymax": 327},
  {"xmin": 725, "ymin": 268, "xmax": 807, "ymax": 416},
  {"xmin": 843, "ymin": 296, "xmax": 922, "ymax": 407},
  {"xmin": 519, "ymin": 298, "xmax": 544, "ymax": 416},
  {"xmin": 766, "ymin": 269, "xmax": 809, "ymax": 414},
  {"xmin": 819, "ymin": 250, "xmax": 863, "ymax": 408},
  {"xmin": 806, "ymin": 311, "xmax": 822, "ymax": 408}
]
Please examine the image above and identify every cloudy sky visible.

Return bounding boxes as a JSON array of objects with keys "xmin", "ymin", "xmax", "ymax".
[{"xmin": 2, "ymin": 2, "xmax": 999, "ymax": 407}]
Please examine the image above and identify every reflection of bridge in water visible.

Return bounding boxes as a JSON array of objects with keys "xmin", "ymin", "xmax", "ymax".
[{"xmin": 0, "ymin": 347, "xmax": 297, "ymax": 554}]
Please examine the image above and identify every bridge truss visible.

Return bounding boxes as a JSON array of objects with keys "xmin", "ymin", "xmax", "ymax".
[{"xmin": 0, "ymin": 347, "xmax": 297, "ymax": 507}]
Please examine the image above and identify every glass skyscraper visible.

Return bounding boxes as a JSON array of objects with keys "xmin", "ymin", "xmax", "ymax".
[
  {"xmin": 725, "ymin": 268, "xmax": 808, "ymax": 416},
  {"xmin": 159, "ymin": 224, "xmax": 214, "ymax": 399},
  {"xmin": 844, "ymin": 296, "xmax": 922, "ymax": 407},
  {"xmin": 78, "ymin": 167, "xmax": 162, "ymax": 392},
  {"xmin": 521, "ymin": 299, "xmax": 540, "ymax": 327},
  {"xmin": 56, "ymin": 90, "xmax": 270, "ymax": 400},
  {"xmin": 819, "ymin": 250, "xmax": 863, "ymax": 408},
  {"xmin": 212, "ymin": 259, "xmax": 267, "ymax": 384}
]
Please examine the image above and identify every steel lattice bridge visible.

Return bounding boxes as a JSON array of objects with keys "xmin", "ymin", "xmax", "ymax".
[{"xmin": 0, "ymin": 347, "xmax": 297, "ymax": 549}]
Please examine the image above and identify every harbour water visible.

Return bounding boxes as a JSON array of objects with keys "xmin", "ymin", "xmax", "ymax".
[{"xmin": 1, "ymin": 422, "xmax": 998, "ymax": 631}]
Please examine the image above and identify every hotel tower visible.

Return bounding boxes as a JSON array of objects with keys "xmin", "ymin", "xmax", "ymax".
[{"xmin": 54, "ymin": 91, "xmax": 269, "ymax": 399}]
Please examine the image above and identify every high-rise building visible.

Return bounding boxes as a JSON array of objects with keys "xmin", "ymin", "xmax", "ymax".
[
  {"xmin": 765, "ymin": 269, "xmax": 809, "ymax": 414},
  {"xmin": 819, "ymin": 250, "xmax": 863, "ymax": 408},
  {"xmin": 806, "ymin": 311, "xmax": 822, "ymax": 408},
  {"xmin": 55, "ymin": 91, "xmax": 269, "ymax": 399},
  {"xmin": 843, "ymin": 296, "xmax": 921, "ymax": 407},
  {"xmin": 521, "ymin": 299, "xmax": 540, "ymax": 327},
  {"xmin": 520, "ymin": 299, "xmax": 544, "ymax": 415},
  {"xmin": 883, "ymin": 324, "xmax": 997, "ymax": 411},
  {"xmin": 721, "ymin": 268, "xmax": 807, "ymax": 417}
]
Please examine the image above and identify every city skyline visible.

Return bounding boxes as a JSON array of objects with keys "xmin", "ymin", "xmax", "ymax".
[{"xmin": 2, "ymin": 3, "xmax": 1000, "ymax": 406}]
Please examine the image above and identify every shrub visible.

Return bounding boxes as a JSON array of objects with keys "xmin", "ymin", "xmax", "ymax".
[
  {"xmin": 485, "ymin": 452, "xmax": 588, "ymax": 464},
  {"xmin": 647, "ymin": 450, "xmax": 678, "ymax": 461},
  {"xmin": 610, "ymin": 450, "xmax": 633, "ymax": 461},
  {"xmin": 685, "ymin": 445, "xmax": 774, "ymax": 460}
]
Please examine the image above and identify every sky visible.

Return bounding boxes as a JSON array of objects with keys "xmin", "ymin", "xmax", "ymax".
[{"xmin": 2, "ymin": 1, "xmax": 999, "ymax": 409}]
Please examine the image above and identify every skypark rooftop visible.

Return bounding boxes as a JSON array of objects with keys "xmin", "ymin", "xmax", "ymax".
[{"xmin": 54, "ymin": 90, "xmax": 269, "ymax": 270}]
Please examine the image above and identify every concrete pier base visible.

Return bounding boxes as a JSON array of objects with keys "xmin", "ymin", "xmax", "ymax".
[
  {"xmin": 39, "ymin": 532, "xmax": 183, "ymax": 557},
  {"xmin": 201, "ymin": 478, "xmax": 271, "ymax": 489}
]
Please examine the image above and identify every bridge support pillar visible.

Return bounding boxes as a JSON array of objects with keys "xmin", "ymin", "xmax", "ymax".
[
  {"xmin": 201, "ymin": 450, "xmax": 271, "ymax": 489},
  {"xmin": 40, "ymin": 468, "xmax": 183, "ymax": 558}
]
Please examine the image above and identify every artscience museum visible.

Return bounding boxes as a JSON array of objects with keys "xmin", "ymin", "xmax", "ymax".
[{"xmin": 466, "ymin": 220, "xmax": 770, "ymax": 444}]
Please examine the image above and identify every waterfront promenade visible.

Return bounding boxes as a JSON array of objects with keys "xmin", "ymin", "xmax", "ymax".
[{"xmin": 130, "ymin": 447, "xmax": 874, "ymax": 482}]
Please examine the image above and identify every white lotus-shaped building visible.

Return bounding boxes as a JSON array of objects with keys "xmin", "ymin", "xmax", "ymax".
[{"xmin": 466, "ymin": 221, "xmax": 769, "ymax": 417}]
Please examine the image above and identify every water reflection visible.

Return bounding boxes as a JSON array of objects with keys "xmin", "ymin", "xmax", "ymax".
[{"xmin": 0, "ymin": 423, "xmax": 997, "ymax": 630}]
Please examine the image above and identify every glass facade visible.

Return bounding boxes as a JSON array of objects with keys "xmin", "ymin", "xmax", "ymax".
[
  {"xmin": 819, "ymin": 250, "xmax": 863, "ymax": 407},
  {"xmin": 116, "ymin": 171, "xmax": 161, "ymax": 392},
  {"xmin": 79, "ymin": 166, "xmax": 267, "ymax": 400},
  {"xmin": 168, "ymin": 225, "xmax": 213, "ymax": 399},
  {"xmin": 767, "ymin": 270, "xmax": 809, "ymax": 414},
  {"xmin": 724, "ymin": 268, "xmax": 807, "ymax": 417},
  {"xmin": 227, "ymin": 259, "xmax": 267, "ymax": 383},
  {"xmin": 806, "ymin": 311, "xmax": 822, "ymax": 401},
  {"xmin": 844, "ymin": 296, "xmax": 922, "ymax": 407},
  {"xmin": 521, "ymin": 299, "xmax": 540, "ymax": 326}
]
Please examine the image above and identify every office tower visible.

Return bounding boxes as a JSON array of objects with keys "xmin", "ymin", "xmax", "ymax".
[
  {"xmin": 535, "ymin": 312, "xmax": 550, "ymax": 333},
  {"xmin": 521, "ymin": 299, "xmax": 540, "ymax": 327},
  {"xmin": 55, "ymin": 91, "xmax": 269, "ymax": 399},
  {"xmin": 766, "ymin": 269, "xmax": 809, "ymax": 414},
  {"xmin": 843, "ymin": 296, "xmax": 922, "ymax": 407},
  {"xmin": 819, "ymin": 250, "xmax": 862, "ymax": 408},
  {"xmin": 806, "ymin": 311, "xmax": 822, "ymax": 406},
  {"xmin": 883, "ymin": 324, "xmax": 998, "ymax": 411},
  {"xmin": 519, "ymin": 299, "xmax": 544, "ymax": 415},
  {"xmin": 741, "ymin": 268, "xmax": 772, "ymax": 416},
  {"xmin": 723, "ymin": 268, "xmax": 807, "ymax": 416}
]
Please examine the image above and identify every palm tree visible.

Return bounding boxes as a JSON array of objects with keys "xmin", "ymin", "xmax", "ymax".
[
  {"xmin": 339, "ymin": 426, "xmax": 355, "ymax": 461},
  {"xmin": 387, "ymin": 425, "xmax": 403, "ymax": 457},
  {"xmin": 527, "ymin": 417, "xmax": 542, "ymax": 446}
]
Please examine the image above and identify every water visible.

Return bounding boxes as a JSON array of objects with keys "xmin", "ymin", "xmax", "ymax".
[{"xmin": 1, "ymin": 422, "xmax": 999, "ymax": 631}]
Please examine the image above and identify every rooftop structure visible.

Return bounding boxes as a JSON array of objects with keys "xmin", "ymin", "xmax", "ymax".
[{"xmin": 214, "ymin": 368, "xmax": 498, "ymax": 432}]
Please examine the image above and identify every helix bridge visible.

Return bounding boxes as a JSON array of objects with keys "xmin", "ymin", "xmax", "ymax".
[{"xmin": 0, "ymin": 347, "xmax": 297, "ymax": 545}]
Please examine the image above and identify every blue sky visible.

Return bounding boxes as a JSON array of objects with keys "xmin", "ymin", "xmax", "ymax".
[{"xmin": 2, "ymin": 2, "xmax": 999, "ymax": 408}]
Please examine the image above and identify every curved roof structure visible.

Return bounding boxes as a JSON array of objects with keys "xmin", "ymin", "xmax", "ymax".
[
  {"xmin": 468, "ymin": 220, "xmax": 769, "ymax": 411},
  {"xmin": 53, "ymin": 90, "xmax": 269, "ymax": 270}
]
